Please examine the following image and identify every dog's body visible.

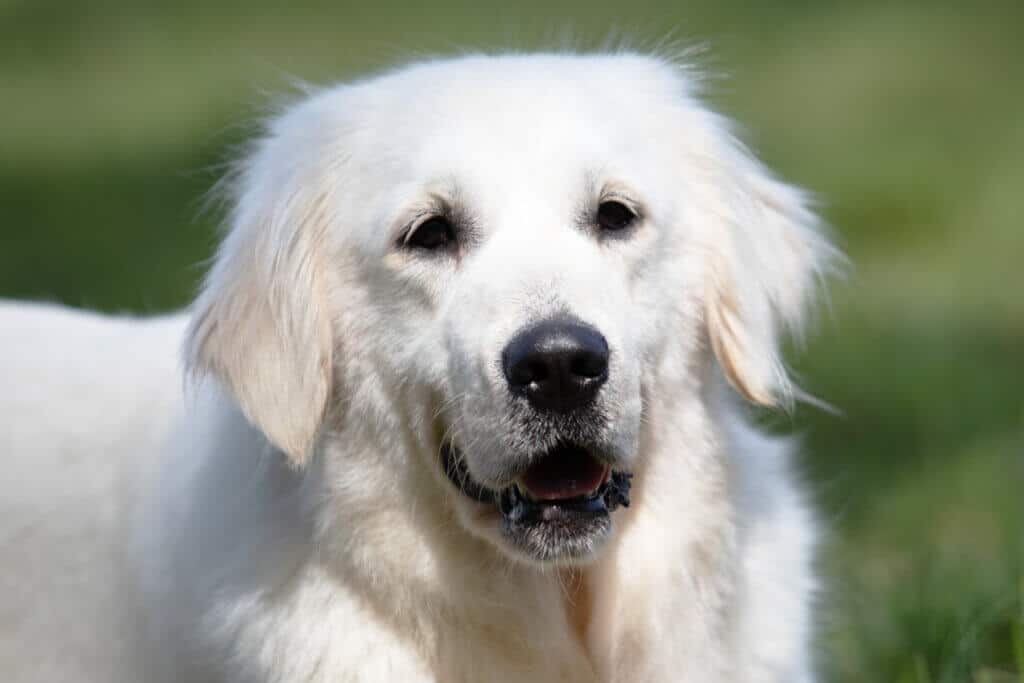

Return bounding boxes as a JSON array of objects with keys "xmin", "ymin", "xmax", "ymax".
[{"xmin": 1, "ymin": 54, "xmax": 834, "ymax": 682}]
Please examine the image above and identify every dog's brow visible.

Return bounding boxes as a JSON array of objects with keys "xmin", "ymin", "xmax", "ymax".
[
  {"xmin": 409, "ymin": 178, "xmax": 465, "ymax": 215},
  {"xmin": 391, "ymin": 187, "xmax": 456, "ymax": 229},
  {"xmin": 597, "ymin": 179, "xmax": 641, "ymax": 206}
]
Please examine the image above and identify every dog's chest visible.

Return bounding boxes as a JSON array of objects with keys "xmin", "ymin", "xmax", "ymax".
[{"xmin": 424, "ymin": 572, "xmax": 602, "ymax": 683}]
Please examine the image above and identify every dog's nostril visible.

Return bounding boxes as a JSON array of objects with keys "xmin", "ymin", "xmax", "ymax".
[
  {"xmin": 507, "ymin": 358, "xmax": 548, "ymax": 388},
  {"xmin": 570, "ymin": 352, "xmax": 607, "ymax": 379},
  {"xmin": 502, "ymin": 318, "xmax": 610, "ymax": 412},
  {"xmin": 526, "ymin": 360, "xmax": 550, "ymax": 384}
]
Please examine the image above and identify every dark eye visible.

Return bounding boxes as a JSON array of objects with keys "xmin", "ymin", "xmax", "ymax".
[
  {"xmin": 406, "ymin": 216, "xmax": 456, "ymax": 251},
  {"xmin": 597, "ymin": 200, "xmax": 636, "ymax": 232}
]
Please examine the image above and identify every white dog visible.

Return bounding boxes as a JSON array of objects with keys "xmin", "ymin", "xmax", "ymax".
[{"xmin": 0, "ymin": 53, "xmax": 837, "ymax": 682}]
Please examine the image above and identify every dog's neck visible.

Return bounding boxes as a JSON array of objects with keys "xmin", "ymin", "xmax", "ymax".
[{"xmin": 561, "ymin": 568, "xmax": 594, "ymax": 648}]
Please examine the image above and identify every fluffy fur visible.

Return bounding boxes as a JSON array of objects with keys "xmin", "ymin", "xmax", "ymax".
[{"xmin": 0, "ymin": 53, "xmax": 838, "ymax": 682}]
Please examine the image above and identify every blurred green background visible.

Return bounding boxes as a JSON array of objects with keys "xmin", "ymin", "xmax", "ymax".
[{"xmin": 2, "ymin": 1, "xmax": 1021, "ymax": 680}]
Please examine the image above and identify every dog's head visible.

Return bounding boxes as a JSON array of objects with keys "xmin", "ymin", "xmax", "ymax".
[{"xmin": 186, "ymin": 54, "xmax": 835, "ymax": 566}]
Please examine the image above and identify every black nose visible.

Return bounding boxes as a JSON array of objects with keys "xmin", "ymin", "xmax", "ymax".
[{"xmin": 502, "ymin": 319, "xmax": 610, "ymax": 413}]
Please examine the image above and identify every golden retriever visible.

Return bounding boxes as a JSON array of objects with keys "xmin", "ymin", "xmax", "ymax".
[{"xmin": 0, "ymin": 53, "xmax": 838, "ymax": 682}]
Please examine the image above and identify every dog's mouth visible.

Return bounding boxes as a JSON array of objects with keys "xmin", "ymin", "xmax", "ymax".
[{"xmin": 441, "ymin": 440, "xmax": 632, "ymax": 562}]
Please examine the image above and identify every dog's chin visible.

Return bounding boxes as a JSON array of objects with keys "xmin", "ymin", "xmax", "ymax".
[{"xmin": 441, "ymin": 441, "xmax": 632, "ymax": 565}]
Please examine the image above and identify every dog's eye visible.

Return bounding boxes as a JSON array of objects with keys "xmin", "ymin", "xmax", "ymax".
[
  {"xmin": 596, "ymin": 201, "xmax": 637, "ymax": 232},
  {"xmin": 406, "ymin": 217, "xmax": 456, "ymax": 251}
]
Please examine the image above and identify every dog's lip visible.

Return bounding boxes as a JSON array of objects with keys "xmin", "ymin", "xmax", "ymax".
[
  {"xmin": 441, "ymin": 441, "xmax": 498, "ymax": 505},
  {"xmin": 440, "ymin": 441, "xmax": 631, "ymax": 513}
]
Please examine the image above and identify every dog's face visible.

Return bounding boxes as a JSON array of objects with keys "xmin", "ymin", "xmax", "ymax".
[
  {"xmin": 187, "ymin": 55, "xmax": 833, "ymax": 566},
  {"xmin": 381, "ymin": 92, "xmax": 666, "ymax": 562}
]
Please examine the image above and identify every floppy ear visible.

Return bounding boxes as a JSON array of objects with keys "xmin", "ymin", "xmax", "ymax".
[
  {"xmin": 698, "ymin": 120, "xmax": 839, "ymax": 409},
  {"xmin": 186, "ymin": 128, "xmax": 334, "ymax": 467}
]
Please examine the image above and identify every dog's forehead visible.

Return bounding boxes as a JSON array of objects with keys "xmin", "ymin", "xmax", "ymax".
[{"xmin": 348, "ymin": 55, "xmax": 685, "ymax": 193}]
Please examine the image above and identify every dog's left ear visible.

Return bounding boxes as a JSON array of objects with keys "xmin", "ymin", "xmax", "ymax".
[
  {"xmin": 186, "ymin": 119, "xmax": 335, "ymax": 467},
  {"xmin": 696, "ymin": 118, "xmax": 839, "ymax": 409}
]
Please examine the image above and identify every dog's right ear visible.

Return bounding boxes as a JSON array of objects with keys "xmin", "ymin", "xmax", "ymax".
[{"xmin": 186, "ymin": 118, "xmax": 334, "ymax": 467}]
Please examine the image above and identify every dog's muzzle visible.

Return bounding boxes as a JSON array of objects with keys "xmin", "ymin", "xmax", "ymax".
[{"xmin": 441, "ymin": 317, "xmax": 632, "ymax": 562}]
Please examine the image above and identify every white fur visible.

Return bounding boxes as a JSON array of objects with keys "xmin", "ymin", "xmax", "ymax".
[{"xmin": 0, "ymin": 53, "xmax": 838, "ymax": 682}]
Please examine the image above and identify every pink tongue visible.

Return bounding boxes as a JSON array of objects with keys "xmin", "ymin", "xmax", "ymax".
[{"xmin": 520, "ymin": 446, "xmax": 608, "ymax": 501}]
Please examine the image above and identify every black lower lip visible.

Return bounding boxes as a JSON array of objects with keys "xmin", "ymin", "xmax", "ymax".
[
  {"xmin": 500, "ymin": 485, "xmax": 608, "ymax": 524},
  {"xmin": 499, "ymin": 471, "xmax": 632, "ymax": 524}
]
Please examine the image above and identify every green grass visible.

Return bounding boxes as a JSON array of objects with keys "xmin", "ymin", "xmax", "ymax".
[{"xmin": 2, "ymin": 1, "xmax": 1022, "ymax": 680}]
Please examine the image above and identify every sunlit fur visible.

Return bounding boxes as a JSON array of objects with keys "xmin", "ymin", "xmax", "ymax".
[{"xmin": 0, "ymin": 53, "xmax": 838, "ymax": 682}]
